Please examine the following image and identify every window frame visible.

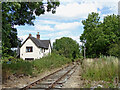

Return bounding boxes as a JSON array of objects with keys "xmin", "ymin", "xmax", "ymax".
[{"xmin": 26, "ymin": 46, "xmax": 33, "ymax": 52}]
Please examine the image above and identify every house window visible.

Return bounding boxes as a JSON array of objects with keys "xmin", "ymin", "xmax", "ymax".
[{"xmin": 26, "ymin": 47, "xmax": 33, "ymax": 52}]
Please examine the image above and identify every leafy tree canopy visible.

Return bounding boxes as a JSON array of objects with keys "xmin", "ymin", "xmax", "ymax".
[
  {"xmin": 80, "ymin": 12, "xmax": 120, "ymax": 58},
  {"xmin": 53, "ymin": 37, "xmax": 80, "ymax": 59}
]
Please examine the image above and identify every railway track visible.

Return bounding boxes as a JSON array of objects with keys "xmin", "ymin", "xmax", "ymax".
[{"xmin": 20, "ymin": 63, "xmax": 78, "ymax": 89}]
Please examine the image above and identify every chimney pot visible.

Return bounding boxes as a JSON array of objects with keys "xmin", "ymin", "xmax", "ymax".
[
  {"xmin": 37, "ymin": 32, "xmax": 40, "ymax": 39},
  {"xmin": 29, "ymin": 34, "xmax": 32, "ymax": 37}
]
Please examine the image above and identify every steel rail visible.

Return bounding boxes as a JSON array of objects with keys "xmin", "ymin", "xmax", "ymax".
[
  {"xmin": 20, "ymin": 65, "xmax": 70, "ymax": 90},
  {"xmin": 20, "ymin": 61, "xmax": 80, "ymax": 90},
  {"xmin": 48, "ymin": 65, "xmax": 76, "ymax": 88}
]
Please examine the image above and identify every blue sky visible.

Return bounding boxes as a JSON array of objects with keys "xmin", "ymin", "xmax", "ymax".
[{"xmin": 15, "ymin": 0, "xmax": 119, "ymax": 45}]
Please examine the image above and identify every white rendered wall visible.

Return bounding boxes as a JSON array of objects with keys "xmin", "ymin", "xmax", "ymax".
[
  {"xmin": 20, "ymin": 38, "xmax": 43, "ymax": 60},
  {"xmin": 43, "ymin": 44, "xmax": 51, "ymax": 56}
]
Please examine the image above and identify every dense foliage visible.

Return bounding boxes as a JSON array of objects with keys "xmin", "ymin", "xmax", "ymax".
[
  {"xmin": 53, "ymin": 37, "xmax": 80, "ymax": 59},
  {"xmin": 2, "ymin": 1, "xmax": 60, "ymax": 57},
  {"xmin": 80, "ymin": 12, "xmax": 120, "ymax": 58}
]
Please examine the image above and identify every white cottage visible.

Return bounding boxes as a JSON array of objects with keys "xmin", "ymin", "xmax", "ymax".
[{"xmin": 20, "ymin": 32, "xmax": 51, "ymax": 60}]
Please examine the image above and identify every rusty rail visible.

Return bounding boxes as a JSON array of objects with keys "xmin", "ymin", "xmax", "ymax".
[
  {"xmin": 20, "ymin": 65, "xmax": 70, "ymax": 90},
  {"xmin": 20, "ymin": 62, "xmax": 79, "ymax": 90},
  {"xmin": 48, "ymin": 65, "xmax": 76, "ymax": 88}
]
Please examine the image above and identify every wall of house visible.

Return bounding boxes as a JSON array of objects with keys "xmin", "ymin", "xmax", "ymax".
[
  {"xmin": 43, "ymin": 44, "xmax": 51, "ymax": 56},
  {"xmin": 20, "ymin": 38, "xmax": 43, "ymax": 60}
]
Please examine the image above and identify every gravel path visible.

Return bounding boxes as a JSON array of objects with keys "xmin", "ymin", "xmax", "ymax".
[{"xmin": 62, "ymin": 64, "xmax": 82, "ymax": 88}]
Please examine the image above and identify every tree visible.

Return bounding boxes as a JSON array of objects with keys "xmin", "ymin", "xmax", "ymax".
[
  {"xmin": 108, "ymin": 41, "xmax": 120, "ymax": 57},
  {"xmin": 80, "ymin": 12, "xmax": 102, "ymax": 58},
  {"xmin": 102, "ymin": 14, "xmax": 120, "ymax": 57},
  {"xmin": 80, "ymin": 12, "xmax": 120, "ymax": 58},
  {"xmin": 2, "ymin": 1, "xmax": 60, "ymax": 57},
  {"xmin": 53, "ymin": 37, "xmax": 80, "ymax": 59}
]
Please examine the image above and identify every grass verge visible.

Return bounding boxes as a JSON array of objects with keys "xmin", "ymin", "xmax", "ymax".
[
  {"xmin": 81, "ymin": 56, "xmax": 118, "ymax": 83},
  {"xmin": 31, "ymin": 53, "xmax": 72, "ymax": 74},
  {"xmin": 2, "ymin": 53, "xmax": 72, "ymax": 83}
]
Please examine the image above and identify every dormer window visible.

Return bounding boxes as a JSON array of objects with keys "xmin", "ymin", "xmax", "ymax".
[{"xmin": 26, "ymin": 47, "xmax": 33, "ymax": 52}]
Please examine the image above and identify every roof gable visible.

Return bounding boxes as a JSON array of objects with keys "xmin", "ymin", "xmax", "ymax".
[{"xmin": 21, "ymin": 36, "xmax": 51, "ymax": 49}]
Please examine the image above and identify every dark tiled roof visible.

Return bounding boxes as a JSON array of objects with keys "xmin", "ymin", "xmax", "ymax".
[
  {"xmin": 21, "ymin": 36, "xmax": 51, "ymax": 49},
  {"xmin": 40, "ymin": 40, "xmax": 50, "ymax": 48},
  {"xmin": 30, "ymin": 37, "xmax": 50, "ymax": 49}
]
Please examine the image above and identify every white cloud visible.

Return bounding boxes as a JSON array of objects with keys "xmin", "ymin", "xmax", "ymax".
[
  {"xmin": 18, "ymin": 35, "xmax": 28, "ymax": 43},
  {"xmin": 40, "ymin": 2, "xmax": 103, "ymax": 20},
  {"xmin": 40, "ymin": 1, "xmax": 118, "ymax": 20},
  {"xmin": 54, "ymin": 21, "xmax": 82, "ymax": 30},
  {"xmin": 55, "ymin": 2, "xmax": 99, "ymax": 18},
  {"xmin": 35, "ymin": 24, "xmax": 54, "ymax": 31},
  {"xmin": 60, "ymin": 0, "xmax": 80, "ymax": 3},
  {"xmin": 60, "ymin": 0, "xmax": 119, "ymax": 3},
  {"xmin": 35, "ymin": 19, "xmax": 83, "ymax": 31},
  {"xmin": 14, "ymin": 25, "xmax": 19, "ymax": 28},
  {"xmin": 91, "ymin": 0, "xmax": 119, "ymax": 2},
  {"xmin": 35, "ymin": 20, "xmax": 59, "ymax": 25},
  {"xmin": 44, "ymin": 31, "xmax": 70, "ymax": 37}
]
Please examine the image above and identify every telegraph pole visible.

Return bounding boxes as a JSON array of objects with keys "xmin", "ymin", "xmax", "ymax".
[
  {"xmin": 84, "ymin": 45, "xmax": 86, "ymax": 59},
  {"xmin": 82, "ymin": 40, "xmax": 86, "ymax": 59}
]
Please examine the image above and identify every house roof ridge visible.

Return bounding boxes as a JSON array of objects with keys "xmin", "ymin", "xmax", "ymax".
[
  {"xmin": 21, "ymin": 35, "xmax": 51, "ymax": 49},
  {"xmin": 30, "ymin": 36, "xmax": 50, "ymax": 41},
  {"xmin": 30, "ymin": 36, "xmax": 50, "ymax": 49}
]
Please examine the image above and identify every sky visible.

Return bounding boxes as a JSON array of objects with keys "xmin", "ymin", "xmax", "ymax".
[{"xmin": 16, "ymin": 0, "xmax": 119, "ymax": 46}]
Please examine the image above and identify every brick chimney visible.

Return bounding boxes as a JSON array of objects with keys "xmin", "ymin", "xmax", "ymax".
[
  {"xmin": 29, "ymin": 34, "xmax": 32, "ymax": 37},
  {"xmin": 37, "ymin": 32, "xmax": 40, "ymax": 39}
]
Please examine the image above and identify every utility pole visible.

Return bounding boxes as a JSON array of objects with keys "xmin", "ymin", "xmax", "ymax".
[
  {"xmin": 82, "ymin": 40, "xmax": 86, "ymax": 59},
  {"xmin": 84, "ymin": 45, "xmax": 86, "ymax": 59}
]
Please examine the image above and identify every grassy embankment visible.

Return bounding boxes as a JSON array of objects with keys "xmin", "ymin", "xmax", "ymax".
[
  {"xmin": 81, "ymin": 56, "xmax": 118, "ymax": 88},
  {"xmin": 2, "ymin": 53, "xmax": 72, "ymax": 83}
]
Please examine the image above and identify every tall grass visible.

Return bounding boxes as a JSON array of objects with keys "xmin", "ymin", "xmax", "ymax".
[
  {"xmin": 2, "ymin": 53, "xmax": 72, "ymax": 83},
  {"xmin": 81, "ymin": 56, "xmax": 118, "ymax": 82},
  {"xmin": 2, "ymin": 59, "xmax": 33, "ymax": 83},
  {"xmin": 32, "ymin": 53, "xmax": 71, "ymax": 74}
]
